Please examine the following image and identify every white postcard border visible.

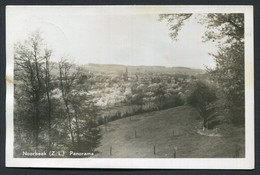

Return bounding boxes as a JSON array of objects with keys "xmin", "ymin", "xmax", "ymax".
[{"xmin": 5, "ymin": 5, "xmax": 254, "ymax": 169}]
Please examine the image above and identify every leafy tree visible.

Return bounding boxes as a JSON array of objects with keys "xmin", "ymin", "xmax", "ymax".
[
  {"xmin": 187, "ymin": 81, "xmax": 217, "ymax": 130},
  {"xmin": 158, "ymin": 14, "xmax": 192, "ymax": 41},
  {"xmin": 130, "ymin": 82, "xmax": 145, "ymax": 106},
  {"xmin": 159, "ymin": 13, "xmax": 244, "ymax": 125},
  {"xmin": 154, "ymin": 83, "xmax": 166, "ymax": 109},
  {"xmin": 76, "ymin": 101, "xmax": 102, "ymax": 154}
]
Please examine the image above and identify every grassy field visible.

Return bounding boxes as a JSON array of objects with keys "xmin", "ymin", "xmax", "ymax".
[{"xmin": 93, "ymin": 105, "xmax": 245, "ymax": 158}]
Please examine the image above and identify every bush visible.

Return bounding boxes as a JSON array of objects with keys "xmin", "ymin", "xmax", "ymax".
[{"xmin": 161, "ymin": 94, "xmax": 184, "ymax": 109}]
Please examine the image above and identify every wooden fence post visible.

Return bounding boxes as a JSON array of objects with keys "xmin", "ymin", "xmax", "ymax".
[
  {"xmin": 154, "ymin": 145, "xmax": 156, "ymax": 155},
  {"xmin": 173, "ymin": 146, "xmax": 177, "ymax": 158},
  {"xmin": 174, "ymin": 149, "xmax": 177, "ymax": 158},
  {"xmin": 110, "ymin": 146, "xmax": 112, "ymax": 156},
  {"xmin": 105, "ymin": 116, "xmax": 107, "ymax": 133}
]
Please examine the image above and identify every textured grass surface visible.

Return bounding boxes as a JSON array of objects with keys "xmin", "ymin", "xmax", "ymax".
[{"xmin": 93, "ymin": 105, "xmax": 245, "ymax": 158}]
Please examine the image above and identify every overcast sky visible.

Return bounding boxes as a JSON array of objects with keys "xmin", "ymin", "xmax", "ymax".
[{"xmin": 7, "ymin": 6, "xmax": 217, "ymax": 69}]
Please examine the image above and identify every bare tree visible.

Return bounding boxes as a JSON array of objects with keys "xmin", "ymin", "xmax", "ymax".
[
  {"xmin": 58, "ymin": 59, "xmax": 77, "ymax": 149},
  {"xmin": 43, "ymin": 49, "xmax": 53, "ymax": 150},
  {"xmin": 14, "ymin": 31, "xmax": 45, "ymax": 150}
]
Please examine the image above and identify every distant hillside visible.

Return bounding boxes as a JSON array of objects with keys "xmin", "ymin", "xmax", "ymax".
[{"xmin": 83, "ymin": 63, "xmax": 205, "ymax": 75}]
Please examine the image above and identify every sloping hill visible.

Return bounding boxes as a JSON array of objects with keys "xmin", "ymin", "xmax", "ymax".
[{"xmin": 93, "ymin": 105, "xmax": 245, "ymax": 158}]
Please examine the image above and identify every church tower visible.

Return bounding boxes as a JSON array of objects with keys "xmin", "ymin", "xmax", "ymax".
[{"xmin": 124, "ymin": 66, "xmax": 128, "ymax": 81}]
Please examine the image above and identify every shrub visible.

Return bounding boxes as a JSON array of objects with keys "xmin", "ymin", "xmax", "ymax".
[{"xmin": 161, "ymin": 94, "xmax": 184, "ymax": 109}]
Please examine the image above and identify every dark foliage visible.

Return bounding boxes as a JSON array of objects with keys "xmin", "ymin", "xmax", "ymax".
[{"xmin": 187, "ymin": 81, "xmax": 217, "ymax": 130}]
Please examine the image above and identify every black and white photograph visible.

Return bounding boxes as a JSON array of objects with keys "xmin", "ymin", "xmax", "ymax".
[{"xmin": 5, "ymin": 6, "xmax": 254, "ymax": 168}]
